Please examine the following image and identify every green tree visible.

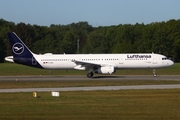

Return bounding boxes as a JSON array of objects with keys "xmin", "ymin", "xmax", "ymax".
[
  {"xmin": 83, "ymin": 28, "xmax": 109, "ymax": 53},
  {"xmin": 1, "ymin": 18, "xmax": 180, "ymax": 62},
  {"xmin": 60, "ymin": 31, "xmax": 77, "ymax": 54},
  {"xmin": 0, "ymin": 38, "xmax": 6, "ymax": 62},
  {"xmin": 11, "ymin": 22, "xmax": 35, "ymax": 49}
]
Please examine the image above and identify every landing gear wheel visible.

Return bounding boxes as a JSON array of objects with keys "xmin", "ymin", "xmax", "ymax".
[
  {"xmin": 87, "ymin": 72, "xmax": 94, "ymax": 78},
  {"xmin": 153, "ymin": 69, "xmax": 157, "ymax": 77}
]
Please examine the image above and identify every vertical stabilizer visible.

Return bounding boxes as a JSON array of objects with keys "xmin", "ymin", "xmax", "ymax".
[
  {"xmin": 7, "ymin": 32, "xmax": 33, "ymax": 58},
  {"xmin": 7, "ymin": 32, "xmax": 42, "ymax": 68}
]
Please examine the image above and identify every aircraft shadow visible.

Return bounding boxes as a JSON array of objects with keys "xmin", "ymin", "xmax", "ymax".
[{"xmin": 92, "ymin": 76, "xmax": 125, "ymax": 79}]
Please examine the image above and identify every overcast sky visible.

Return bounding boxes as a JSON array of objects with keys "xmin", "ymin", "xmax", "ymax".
[{"xmin": 0, "ymin": 0, "xmax": 179, "ymax": 26}]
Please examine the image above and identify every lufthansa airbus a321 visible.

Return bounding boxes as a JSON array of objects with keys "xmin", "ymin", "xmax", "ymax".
[{"xmin": 5, "ymin": 32, "xmax": 174, "ymax": 78}]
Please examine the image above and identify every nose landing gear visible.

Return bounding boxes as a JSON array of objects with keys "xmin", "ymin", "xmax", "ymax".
[{"xmin": 153, "ymin": 69, "xmax": 157, "ymax": 77}]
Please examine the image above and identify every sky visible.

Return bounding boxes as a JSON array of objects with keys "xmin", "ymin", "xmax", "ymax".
[{"xmin": 0, "ymin": 0, "xmax": 180, "ymax": 27}]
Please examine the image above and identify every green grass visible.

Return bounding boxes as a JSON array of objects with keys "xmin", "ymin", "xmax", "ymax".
[
  {"xmin": 0, "ymin": 63, "xmax": 180, "ymax": 76},
  {"xmin": 0, "ymin": 90, "xmax": 180, "ymax": 120},
  {"xmin": 1, "ymin": 63, "xmax": 180, "ymax": 119}
]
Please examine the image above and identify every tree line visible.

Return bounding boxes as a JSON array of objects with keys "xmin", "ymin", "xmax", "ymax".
[{"xmin": 0, "ymin": 18, "xmax": 180, "ymax": 63}]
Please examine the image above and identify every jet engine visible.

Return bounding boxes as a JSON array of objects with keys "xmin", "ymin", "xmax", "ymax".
[{"xmin": 94, "ymin": 66, "xmax": 116, "ymax": 74}]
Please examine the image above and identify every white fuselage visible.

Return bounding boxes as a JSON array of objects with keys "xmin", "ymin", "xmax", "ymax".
[{"xmin": 33, "ymin": 53, "xmax": 174, "ymax": 70}]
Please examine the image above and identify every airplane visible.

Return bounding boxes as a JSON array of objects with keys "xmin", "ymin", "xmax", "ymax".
[{"xmin": 5, "ymin": 32, "xmax": 174, "ymax": 78}]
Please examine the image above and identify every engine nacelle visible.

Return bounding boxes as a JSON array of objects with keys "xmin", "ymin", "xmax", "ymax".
[{"xmin": 95, "ymin": 66, "xmax": 116, "ymax": 74}]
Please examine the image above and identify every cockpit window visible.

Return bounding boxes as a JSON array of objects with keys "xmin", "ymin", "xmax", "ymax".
[
  {"xmin": 162, "ymin": 57, "xmax": 173, "ymax": 60},
  {"xmin": 162, "ymin": 57, "xmax": 167, "ymax": 60}
]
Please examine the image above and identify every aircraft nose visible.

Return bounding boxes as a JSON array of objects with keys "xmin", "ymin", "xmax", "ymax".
[{"xmin": 168, "ymin": 60, "xmax": 174, "ymax": 66}]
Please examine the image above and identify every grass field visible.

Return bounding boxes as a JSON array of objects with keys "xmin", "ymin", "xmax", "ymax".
[
  {"xmin": 0, "ymin": 62, "xmax": 180, "ymax": 76},
  {"xmin": 0, "ymin": 90, "xmax": 180, "ymax": 120},
  {"xmin": 1, "ymin": 63, "xmax": 180, "ymax": 120}
]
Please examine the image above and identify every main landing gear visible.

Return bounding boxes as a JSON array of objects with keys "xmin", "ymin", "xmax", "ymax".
[
  {"xmin": 153, "ymin": 69, "xmax": 157, "ymax": 77},
  {"xmin": 87, "ymin": 72, "xmax": 94, "ymax": 78}
]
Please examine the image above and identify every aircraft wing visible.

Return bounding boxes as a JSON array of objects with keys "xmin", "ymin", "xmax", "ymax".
[{"xmin": 72, "ymin": 60, "xmax": 102, "ymax": 70}]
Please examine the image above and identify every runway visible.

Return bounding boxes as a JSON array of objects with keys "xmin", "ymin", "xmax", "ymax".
[
  {"xmin": 0, "ymin": 75, "xmax": 180, "ymax": 93},
  {"xmin": 0, "ymin": 75, "xmax": 180, "ymax": 81},
  {"xmin": 0, "ymin": 84, "xmax": 180, "ymax": 93}
]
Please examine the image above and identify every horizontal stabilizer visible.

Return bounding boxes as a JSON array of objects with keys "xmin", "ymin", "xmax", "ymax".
[{"xmin": 5, "ymin": 56, "xmax": 14, "ymax": 62}]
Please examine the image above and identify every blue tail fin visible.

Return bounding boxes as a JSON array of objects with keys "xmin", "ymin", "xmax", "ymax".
[
  {"xmin": 7, "ymin": 32, "xmax": 33, "ymax": 58},
  {"xmin": 7, "ymin": 32, "xmax": 42, "ymax": 68}
]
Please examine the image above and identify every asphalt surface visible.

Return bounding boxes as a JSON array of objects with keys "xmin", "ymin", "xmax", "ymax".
[
  {"xmin": 0, "ymin": 84, "xmax": 180, "ymax": 93},
  {"xmin": 0, "ymin": 75, "xmax": 180, "ymax": 81},
  {"xmin": 0, "ymin": 75, "xmax": 180, "ymax": 93}
]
